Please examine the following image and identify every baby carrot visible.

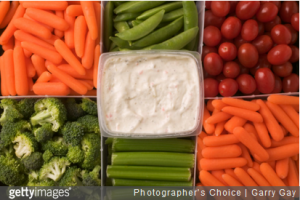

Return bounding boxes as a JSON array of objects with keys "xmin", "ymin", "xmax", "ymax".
[
  {"xmin": 224, "ymin": 116, "xmax": 247, "ymax": 133},
  {"xmin": 260, "ymin": 163, "xmax": 286, "ymax": 186},
  {"xmin": 81, "ymin": 1, "xmax": 98, "ymax": 40},
  {"xmin": 36, "ymin": 71, "xmax": 52, "ymax": 83},
  {"xmin": 33, "ymin": 82, "xmax": 70, "ymax": 96},
  {"xmin": 271, "ymin": 136, "xmax": 299, "ymax": 147},
  {"xmin": 79, "ymin": 79, "xmax": 94, "ymax": 90},
  {"xmin": 203, "ymin": 134, "xmax": 239, "ymax": 147},
  {"xmin": 239, "ymin": 144, "xmax": 253, "ymax": 168},
  {"xmin": 275, "ymin": 158, "xmax": 289, "ymax": 179},
  {"xmin": 268, "ymin": 94, "xmax": 299, "ymax": 105},
  {"xmin": 23, "ymin": 12, "xmax": 54, "ymax": 33},
  {"xmin": 58, "ymin": 64, "xmax": 93, "ymax": 79},
  {"xmin": 93, "ymin": 2, "xmax": 101, "ymax": 45},
  {"xmin": 66, "ymin": 5, "xmax": 83, "ymax": 16},
  {"xmin": 202, "ymin": 144, "xmax": 242, "ymax": 159},
  {"xmin": 266, "ymin": 143, "xmax": 299, "ymax": 161},
  {"xmin": 2, "ymin": 37, "xmax": 14, "ymax": 50},
  {"xmin": 266, "ymin": 101, "xmax": 299, "ymax": 137},
  {"xmin": 214, "ymin": 121, "xmax": 225, "ymax": 136},
  {"xmin": 253, "ymin": 122, "xmax": 271, "ymax": 148},
  {"xmin": 287, "ymin": 159, "xmax": 299, "ymax": 186},
  {"xmin": 212, "ymin": 99, "xmax": 228, "ymax": 110},
  {"xmin": 203, "ymin": 107, "xmax": 215, "ymax": 134},
  {"xmin": 0, "ymin": 56, "xmax": 9, "ymax": 96},
  {"xmin": 279, "ymin": 104, "xmax": 299, "ymax": 128},
  {"xmin": 200, "ymin": 158, "xmax": 247, "ymax": 171},
  {"xmin": 77, "ymin": 80, "xmax": 93, "ymax": 90},
  {"xmin": 243, "ymin": 123, "xmax": 259, "ymax": 141},
  {"xmin": 22, "ymin": 1, "xmax": 68, "ymax": 10},
  {"xmin": 43, "ymin": 35, "xmax": 60, "ymax": 46},
  {"xmin": 82, "ymin": 32, "xmax": 95, "ymax": 69},
  {"xmin": 211, "ymin": 170, "xmax": 228, "ymax": 186},
  {"xmin": 25, "ymin": 57, "xmax": 36, "ymax": 78},
  {"xmin": 247, "ymin": 168, "xmax": 271, "ymax": 186},
  {"xmin": 199, "ymin": 131, "xmax": 208, "ymax": 140},
  {"xmin": 54, "ymin": 39, "xmax": 86, "ymax": 75},
  {"xmin": 93, "ymin": 44, "xmax": 100, "ymax": 88},
  {"xmin": 47, "ymin": 64, "xmax": 87, "ymax": 95},
  {"xmin": 205, "ymin": 112, "xmax": 232, "ymax": 124},
  {"xmin": 4, "ymin": 50, "xmax": 16, "ymax": 96},
  {"xmin": 222, "ymin": 174, "xmax": 243, "ymax": 186},
  {"xmin": 74, "ymin": 15, "xmax": 87, "ymax": 58},
  {"xmin": 199, "ymin": 170, "xmax": 225, "ymax": 186},
  {"xmin": 54, "ymin": 11, "xmax": 65, "ymax": 38},
  {"xmin": 64, "ymin": 10, "xmax": 75, "ymax": 49},
  {"xmin": 233, "ymin": 127, "xmax": 269, "ymax": 161},
  {"xmin": 234, "ymin": 167, "xmax": 258, "ymax": 186},
  {"xmin": 0, "ymin": 1, "xmax": 19, "ymax": 29},
  {"xmin": 206, "ymin": 100, "xmax": 214, "ymax": 112},
  {"xmin": 291, "ymin": 104, "xmax": 299, "ymax": 112},
  {"xmin": 31, "ymin": 55, "xmax": 46, "ymax": 77},
  {"xmin": 0, "ymin": 1, "xmax": 10, "ymax": 27},
  {"xmin": 222, "ymin": 106, "xmax": 263, "ymax": 123},
  {"xmin": 222, "ymin": 98, "xmax": 260, "ymax": 111}
]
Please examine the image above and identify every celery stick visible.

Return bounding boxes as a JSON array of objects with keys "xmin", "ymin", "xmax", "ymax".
[
  {"xmin": 106, "ymin": 165, "xmax": 191, "ymax": 181},
  {"xmin": 112, "ymin": 178, "xmax": 193, "ymax": 186},
  {"xmin": 112, "ymin": 152, "xmax": 194, "ymax": 167}
]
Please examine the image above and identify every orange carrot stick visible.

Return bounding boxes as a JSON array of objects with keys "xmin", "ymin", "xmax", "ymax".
[
  {"xmin": 31, "ymin": 55, "xmax": 47, "ymax": 77},
  {"xmin": 203, "ymin": 107, "xmax": 215, "ymax": 134},
  {"xmin": 36, "ymin": 71, "xmax": 52, "ymax": 83},
  {"xmin": 43, "ymin": 34, "xmax": 60, "ymax": 46},
  {"xmin": 63, "ymin": 11, "xmax": 75, "ymax": 49},
  {"xmin": 206, "ymin": 100, "xmax": 214, "ymax": 112},
  {"xmin": 266, "ymin": 144, "xmax": 299, "ymax": 161},
  {"xmin": 224, "ymin": 116, "xmax": 247, "ymax": 133},
  {"xmin": 23, "ymin": 12, "xmax": 54, "ymax": 33},
  {"xmin": 247, "ymin": 168, "xmax": 271, "ymax": 186},
  {"xmin": 4, "ymin": 50, "xmax": 16, "ymax": 96},
  {"xmin": 199, "ymin": 131, "xmax": 208, "ymax": 140},
  {"xmin": 33, "ymin": 82, "xmax": 70, "ymax": 96},
  {"xmin": 81, "ymin": 1, "xmax": 98, "ymax": 40},
  {"xmin": 212, "ymin": 99, "xmax": 228, "ymax": 110},
  {"xmin": 93, "ymin": 44, "xmax": 100, "ymax": 88},
  {"xmin": 291, "ymin": 104, "xmax": 299, "ymax": 112},
  {"xmin": 77, "ymin": 80, "xmax": 92, "ymax": 90},
  {"xmin": 280, "ymin": 104, "xmax": 299, "ymax": 128},
  {"xmin": 222, "ymin": 98, "xmax": 260, "ymax": 111},
  {"xmin": 93, "ymin": 2, "xmax": 101, "ymax": 44},
  {"xmin": 222, "ymin": 106, "xmax": 263, "ymax": 123},
  {"xmin": 54, "ymin": 39, "xmax": 86, "ymax": 75},
  {"xmin": 25, "ymin": 57, "xmax": 36, "ymax": 78},
  {"xmin": 200, "ymin": 158, "xmax": 247, "ymax": 171},
  {"xmin": 268, "ymin": 94, "xmax": 299, "ymax": 105},
  {"xmin": 222, "ymin": 174, "xmax": 243, "ymax": 186},
  {"xmin": 224, "ymin": 169, "xmax": 240, "ymax": 180},
  {"xmin": 27, "ymin": 77, "xmax": 33, "ymax": 92},
  {"xmin": 214, "ymin": 121, "xmax": 225, "ymax": 136},
  {"xmin": 54, "ymin": 11, "xmax": 65, "ymax": 38},
  {"xmin": 203, "ymin": 134, "xmax": 239, "ymax": 147},
  {"xmin": 205, "ymin": 112, "xmax": 232, "ymax": 124},
  {"xmin": 287, "ymin": 158, "xmax": 299, "ymax": 186},
  {"xmin": 47, "ymin": 64, "xmax": 87, "ymax": 95},
  {"xmin": 243, "ymin": 123, "xmax": 259, "ymax": 141},
  {"xmin": 199, "ymin": 170, "xmax": 225, "ymax": 186},
  {"xmin": 253, "ymin": 122, "xmax": 271, "ymax": 148},
  {"xmin": 22, "ymin": 1, "xmax": 68, "ymax": 10},
  {"xmin": 66, "ymin": 5, "xmax": 83, "ymax": 16},
  {"xmin": 239, "ymin": 144, "xmax": 253, "ymax": 168},
  {"xmin": 275, "ymin": 158, "xmax": 289, "ymax": 179},
  {"xmin": 260, "ymin": 163, "xmax": 286, "ymax": 186},
  {"xmin": 202, "ymin": 144, "xmax": 242, "ymax": 159},
  {"xmin": 0, "ymin": 1, "xmax": 19, "ymax": 29},
  {"xmin": 2, "ymin": 36, "xmax": 14, "ymax": 50},
  {"xmin": 234, "ymin": 167, "xmax": 258, "ymax": 186},
  {"xmin": 0, "ymin": 56, "xmax": 9, "ymax": 96},
  {"xmin": 79, "ymin": 79, "xmax": 94, "ymax": 90},
  {"xmin": 82, "ymin": 32, "xmax": 95, "ymax": 69},
  {"xmin": 57, "ymin": 64, "xmax": 93, "ymax": 79},
  {"xmin": 0, "ymin": 1, "xmax": 10, "ymax": 26},
  {"xmin": 211, "ymin": 170, "xmax": 228, "ymax": 186},
  {"xmin": 74, "ymin": 15, "xmax": 87, "ymax": 58}
]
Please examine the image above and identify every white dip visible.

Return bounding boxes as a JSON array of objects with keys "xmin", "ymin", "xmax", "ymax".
[{"xmin": 101, "ymin": 53, "xmax": 200, "ymax": 135}]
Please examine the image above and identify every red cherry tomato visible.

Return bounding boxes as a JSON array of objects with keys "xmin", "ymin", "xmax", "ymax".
[
  {"xmin": 257, "ymin": 21, "xmax": 265, "ymax": 36},
  {"xmin": 218, "ymin": 42, "xmax": 237, "ymax": 61},
  {"xmin": 272, "ymin": 62, "xmax": 293, "ymax": 77},
  {"xmin": 202, "ymin": 46, "xmax": 218, "ymax": 61},
  {"xmin": 204, "ymin": 53, "xmax": 223, "ymax": 76},
  {"xmin": 250, "ymin": 54, "xmax": 272, "ymax": 76},
  {"xmin": 256, "ymin": 2, "xmax": 278, "ymax": 22},
  {"xmin": 267, "ymin": 45, "xmax": 292, "ymax": 65},
  {"xmin": 204, "ymin": 78, "xmax": 219, "ymax": 97},
  {"xmin": 234, "ymin": 35, "xmax": 248, "ymax": 49},
  {"xmin": 205, "ymin": 1, "xmax": 212, "ymax": 10},
  {"xmin": 241, "ymin": 19, "xmax": 259, "ymax": 41},
  {"xmin": 251, "ymin": 35, "xmax": 273, "ymax": 54},
  {"xmin": 229, "ymin": 1, "xmax": 238, "ymax": 14},
  {"xmin": 239, "ymin": 62, "xmax": 250, "ymax": 74},
  {"xmin": 211, "ymin": 1, "xmax": 230, "ymax": 17},
  {"xmin": 261, "ymin": 1, "xmax": 281, "ymax": 10},
  {"xmin": 204, "ymin": 10, "xmax": 226, "ymax": 28},
  {"xmin": 291, "ymin": 13, "xmax": 299, "ymax": 31},
  {"xmin": 238, "ymin": 43, "xmax": 259, "ymax": 68},
  {"xmin": 282, "ymin": 73, "xmax": 299, "ymax": 92},
  {"xmin": 221, "ymin": 16, "xmax": 242, "ymax": 39},
  {"xmin": 236, "ymin": 1, "xmax": 260, "ymax": 20},
  {"xmin": 203, "ymin": 26, "xmax": 222, "ymax": 47},
  {"xmin": 271, "ymin": 75, "xmax": 283, "ymax": 93},
  {"xmin": 255, "ymin": 68, "xmax": 275, "ymax": 94},
  {"xmin": 264, "ymin": 16, "xmax": 281, "ymax": 32},
  {"xmin": 223, "ymin": 61, "xmax": 240, "ymax": 78},
  {"xmin": 216, "ymin": 73, "xmax": 226, "ymax": 82},
  {"xmin": 236, "ymin": 74, "xmax": 256, "ymax": 94},
  {"xmin": 271, "ymin": 24, "xmax": 292, "ymax": 44},
  {"xmin": 220, "ymin": 37, "xmax": 234, "ymax": 44},
  {"xmin": 284, "ymin": 24, "xmax": 298, "ymax": 45},
  {"xmin": 279, "ymin": 1, "xmax": 299, "ymax": 23},
  {"xmin": 289, "ymin": 45, "xmax": 299, "ymax": 63},
  {"xmin": 219, "ymin": 78, "xmax": 238, "ymax": 97}
]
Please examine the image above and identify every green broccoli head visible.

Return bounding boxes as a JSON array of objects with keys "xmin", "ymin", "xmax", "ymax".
[
  {"xmin": 41, "ymin": 137, "xmax": 68, "ymax": 156},
  {"xmin": 22, "ymin": 152, "xmax": 43, "ymax": 171},
  {"xmin": 13, "ymin": 132, "xmax": 38, "ymax": 159},
  {"xmin": 81, "ymin": 165, "xmax": 101, "ymax": 186},
  {"xmin": 33, "ymin": 123, "xmax": 54, "ymax": 143},
  {"xmin": 64, "ymin": 98, "xmax": 86, "ymax": 121},
  {"xmin": 16, "ymin": 98, "xmax": 36, "ymax": 120},
  {"xmin": 0, "ymin": 99, "xmax": 23, "ymax": 124},
  {"xmin": 80, "ymin": 133, "xmax": 101, "ymax": 170},
  {"xmin": 59, "ymin": 166, "xmax": 83, "ymax": 186},
  {"xmin": 30, "ymin": 98, "xmax": 67, "ymax": 132},
  {"xmin": 67, "ymin": 146, "xmax": 84, "ymax": 164},
  {"xmin": 42, "ymin": 150, "xmax": 53, "ymax": 163},
  {"xmin": 0, "ymin": 154, "xmax": 26, "ymax": 185},
  {"xmin": 27, "ymin": 171, "xmax": 56, "ymax": 186},
  {"xmin": 81, "ymin": 98, "xmax": 97, "ymax": 116},
  {"xmin": 61, "ymin": 122, "xmax": 84, "ymax": 146},
  {"xmin": 39, "ymin": 157, "xmax": 70, "ymax": 182},
  {"xmin": 77, "ymin": 115, "xmax": 100, "ymax": 134}
]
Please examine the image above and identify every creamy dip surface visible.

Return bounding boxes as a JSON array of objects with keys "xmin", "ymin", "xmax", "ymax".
[{"xmin": 101, "ymin": 53, "xmax": 200, "ymax": 135}]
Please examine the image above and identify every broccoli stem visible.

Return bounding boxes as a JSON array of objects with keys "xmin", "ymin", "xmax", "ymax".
[{"xmin": 31, "ymin": 111, "xmax": 52, "ymax": 124}]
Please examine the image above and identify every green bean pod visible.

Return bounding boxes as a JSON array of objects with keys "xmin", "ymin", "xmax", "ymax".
[
  {"xmin": 113, "ymin": 12, "xmax": 141, "ymax": 22},
  {"xmin": 161, "ymin": 8, "xmax": 183, "ymax": 22},
  {"xmin": 137, "ymin": 2, "xmax": 182, "ymax": 20},
  {"xmin": 114, "ymin": 1, "xmax": 165, "ymax": 14},
  {"xmin": 113, "ymin": 21, "xmax": 130, "ymax": 33},
  {"xmin": 131, "ymin": 17, "xmax": 183, "ymax": 48},
  {"xmin": 104, "ymin": 1, "xmax": 114, "ymax": 52},
  {"xmin": 183, "ymin": 1, "xmax": 199, "ymax": 51},
  {"xmin": 131, "ymin": 19, "xmax": 144, "ymax": 27},
  {"xmin": 109, "ymin": 37, "xmax": 131, "ymax": 49},
  {"xmin": 116, "ymin": 10, "xmax": 165, "ymax": 41},
  {"xmin": 144, "ymin": 26, "xmax": 199, "ymax": 50}
]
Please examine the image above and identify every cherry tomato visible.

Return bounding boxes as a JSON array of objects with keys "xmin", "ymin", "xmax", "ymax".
[
  {"xmin": 272, "ymin": 62, "xmax": 293, "ymax": 77},
  {"xmin": 250, "ymin": 54, "xmax": 272, "ymax": 76},
  {"xmin": 205, "ymin": 1, "xmax": 212, "ymax": 10},
  {"xmin": 203, "ymin": 70, "xmax": 215, "ymax": 79},
  {"xmin": 234, "ymin": 35, "xmax": 248, "ymax": 49},
  {"xmin": 255, "ymin": 68, "xmax": 275, "ymax": 94},
  {"xmin": 223, "ymin": 61, "xmax": 240, "ymax": 78},
  {"xmin": 216, "ymin": 73, "xmax": 226, "ymax": 82},
  {"xmin": 203, "ymin": 26, "xmax": 222, "ymax": 47},
  {"xmin": 202, "ymin": 46, "xmax": 218, "ymax": 61},
  {"xmin": 236, "ymin": 74, "xmax": 256, "ymax": 94},
  {"xmin": 256, "ymin": 2, "xmax": 278, "ymax": 22},
  {"xmin": 236, "ymin": 1, "xmax": 260, "ymax": 20},
  {"xmin": 204, "ymin": 78, "xmax": 219, "ymax": 97},
  {"xmin": 239, "ymin": 62, "xmax": 250, "ymax": 74},
  {"xmin": 261, "ymin": 1, "xmax": 281, "ymax": 10},
  {"xmin": 272, "ymin": 75, "xmax": 283, "ymax": 93},
  {"xmin": 204, "ymin": 53, "xmax": 223, "ymax": 76},
  {"xmin": 229, "ymin": 1, "xmax": 238, "ymax": 14},
  {"xmin": 220, "ymin": 37, "xmax": 234, "ymax": 44},
  {"xmin": 221, "ymin": 17, "xmax": 242, "ymax": 39},
  {"xmin": 218, "ymin": 42, "xmax": 237, "ymax": 61},
  {"xmin": 271, "ymin": 24, "xmax": 292, "ymax": 44},
  {"xmin": 238, "ymin": 43, "xmax": 259, "ymax": 68},
  {"xmin": 291, "ymin": 13, "xmax": 299, "ymax": 31},
  {"xmin": 204, "ymin": 10, "xmax": 225, "ymax": 28},
  {"xmin": 279, "ymin": 1, "xmax": 299, "ymax": 23},
  {"xmin": 264, "ymin": 16, "xmax": 281, "ymax": 32},
  {"xmin": 219, "ymin": 78, "xmax": 238, "ymax": 97},
  {"xmin": 211, "ymin": 1, "xmax": 230, "ymax": 17},
  {"xmin": 251, "ymin": 35, "xmax": 273, "ymax": 54},
  {"xmin": 289, "ymin": 45, "xmax": 299, "ymax": 63},
  {"xmin": 257, "ymin": 21, "xmax": 265, "ymax": 36},
  {"xmin": 282, "ymin": 73, "xmax": 299, "ymax": 92},
  {"xmin": 241, "ymin": 19, "xmax": 259, "ymax": 41},
  {"xmin": 267, "ymin": 44, "xmax": 292, "ymax": 65},
  {"xmin": 284, "ymin": 24, "xmax": 298, "ymax": 45}
]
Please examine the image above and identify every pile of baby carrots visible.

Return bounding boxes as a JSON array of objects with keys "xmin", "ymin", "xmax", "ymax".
[
  {"xmin": 0, "ymin": 1, "xmax": 101, "ymax": 96},
  {"xmin": 197, "ymin": 94, "xmax": 299, "ymax": 187}
]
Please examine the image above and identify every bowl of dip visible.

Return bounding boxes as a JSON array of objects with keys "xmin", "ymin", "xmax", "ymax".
[{"xmin": 97, "ymin": 50, "xmax": 204, "ymax": 138}]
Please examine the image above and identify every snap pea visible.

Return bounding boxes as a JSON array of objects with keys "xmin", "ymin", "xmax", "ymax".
[
  {"xmin": 131, "ymin": 17, "xmax": 183, "ymax": 48},
  {"xmin": 131, "ymin": 20, "xmax": 144, "ymax": 27},
  {"xmin": 113, "ymin": 1, "xmax": 126, "ymax": 7},
  {"xmin": 104, "ymin": 1, "xmax": 114, "ymax": 52},
  {"xmin": 161, "ymin": 8, "xmax": 183, "ymax": 22},
  {"xmin": 109, "ymin": 37, "xmax": 131, "ymax": 49},
  {"xmin": 137, "ymin": 2, "xmax": 182, "ymax": 20},
  {"xmin": 183, "ymin": 1, "xmax": 198, "ymax": 50},
  {"xmin": 114, "ymin": 1, "xmax": 165, "ymax": 14},
  {"xmin": 110, "ymin": 47, "xmax": 120, "ymax": 52},
  {"xmin": 113, "ymin": 13, "xmax": 141, "ymax": 22},
  {"xmin": 109, "ymin": 42, "xmax": 117, "ymax": 51},
  {"xmin": 127, "ymin": 20, "xmax": 133, "ymax": 28},
  {"xmin": 143, "ymin": 26, "xmax": 199, "ymax": 50},
  {"xmin": 114, "ymin": 21, "xmax": 130, "ymax": 33},
  {"xmin": 116, "ymin": 10, "xmax": 165, "ymax": 41}
]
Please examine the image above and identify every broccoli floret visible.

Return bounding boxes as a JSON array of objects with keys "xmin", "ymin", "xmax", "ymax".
[
  {"xmin": 59, "ymin": 166, "xmax": 83, "ymax": 186},
  {"xmin": 39, "ymin": 157, "xmax": 70, "ymax": 182},
  {"xmin": 81, "ymin": 98, "xmax": 97, "ymax": 116},
  {"xmin": 41, "ymin": 137, "xmax": 68, "ymax": 156},
  {"xmin": 22, "ymin": 152, "xmax": 43, "ymax": 171},
  {"xmin": 0, "ymin": 99, "xmax": 23, "ymax": 124},
  {"xmin": 67, "ymin": 146, "xmax": 84, "ymax": 164},
  {"xmin": 27, "ymin": 171, "xmax": 56, "ymax": 186},
  {"xmin": 81, "ymin": 165, "xmax": 101, "ymax": 186},
  {"xmin": 64, "ymin": 99, "xmax": 86, "ymax": 121},
  {"xmin": 77, "ymin": 115, "xmax": 100, "ymax": 134},
  {"xmin": 42, "ymin": 150, "xmax": 53, "ymax": 163},
  {"xmin": 16, "ymin": 98, "xmax": 36, "ymax": 119},
  {"xmin": 80, "ymin": 133, "xmax": 101, "ymax": 170},
  {"xmin": 61, "ymin": 122, "xmax": 84, "ymax": 146},
  {"xmin": 0, "ymin": 144, "xmax": 14, "ymax": 157},
  {"xmin": 0, "ymin": 154, "xmax": 26, "ymax": 185},
  {"xmin": 13, "ymin": 132, "xmax": 38, "ymax": 159},
  {"xmin": 33, "ymin": 123, "xmax": 54, "ymax": 143},
  {"xmin": 30, "ymin": 98, "xmax": 67, "ymax": 132}
]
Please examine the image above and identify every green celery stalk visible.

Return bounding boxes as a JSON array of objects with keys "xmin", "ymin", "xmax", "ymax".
[{"xmin": 112, "ymin": 178, "xmax": 193, "ymax": 186}]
